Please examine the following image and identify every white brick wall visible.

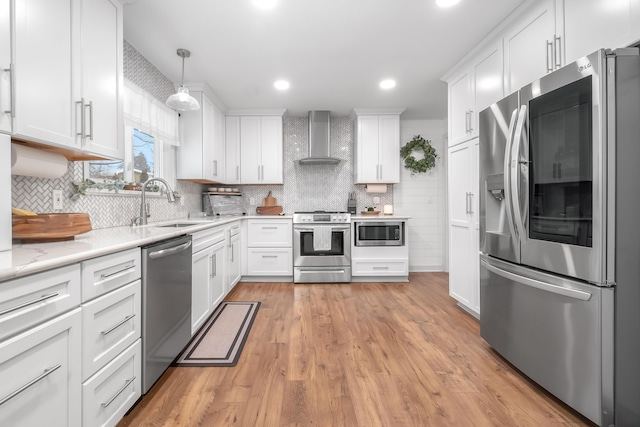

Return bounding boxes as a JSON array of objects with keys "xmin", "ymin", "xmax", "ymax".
[{"xmin": 395, "ymin": 119, "xmax": 447, "ymax": 272}]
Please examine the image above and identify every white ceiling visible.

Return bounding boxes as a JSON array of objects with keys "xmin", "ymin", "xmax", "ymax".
[{"xmin": 123, "ymin": 0, "xmax": 525, "ymax": 119}]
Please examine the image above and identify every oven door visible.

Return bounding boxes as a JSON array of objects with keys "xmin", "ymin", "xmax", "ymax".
[
  {"xmin": 293, "ymin": 225, "xmax": 350, "ymax": 267},
  {"xmin": 514, "ymin": 49, "xmax": 606, "ymax": 285}
]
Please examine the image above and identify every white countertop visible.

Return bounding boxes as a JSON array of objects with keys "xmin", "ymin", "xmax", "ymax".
[
  {"xmin": 350, "ymin": 215, "xmax": 411, "ymax": 221},
  {"xmin": 0, "ymin": 216, "xmax": 271, "ymax": 282}
]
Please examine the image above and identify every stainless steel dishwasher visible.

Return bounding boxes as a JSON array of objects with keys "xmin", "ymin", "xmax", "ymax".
[{"xmin": 141, "ymin": 235, "xmax": 192, "ymax": 393}]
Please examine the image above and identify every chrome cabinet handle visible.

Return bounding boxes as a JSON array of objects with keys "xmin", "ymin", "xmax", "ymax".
[
  {"xmin": 211, "ymin": 253, "xmax": 216, "ymax": 277},
  {"xmin": 261, "ymin": 165, "xmax": 264, "ymax": 181},
  {"xmin": 554, "ymin": 35, "xmax": 562, "ymax": 69},
  {"xmin": 379, "ymin": 164, "xmax": 382, "ymax": 179},
  {"xmin": 76, "ymin": 98, "xmax": 85, "ymax": 137},
  {"xmin": 0, "ymin": 292, "xmax": 59, "ymax": 317},
  {"xmin": 100, "ymin": 265, "xmax": 135, "ymax": 280},
  {"xmin": 236, "ymin": 165, "xmax": 239, "ymax": 181},
  {"xmin": 262, "ymin": 255, "xmax": 278, "ymax": 258},
  {"xmin": 230, "ymin": 244, "xmax": 234, "ymax": 262},
  {"xmin": 102, "ymin": 376, "xmax": 136, "ymax": 408},
  {"xmin": 257, "ymin": 165, "xmax": 261, "ymax": 180},
  {"xmin": 468, "ymin": 192, "xmax": 473, "ymax": 214},
  {"xmin": 213, "ymin": 160, "xmax": 218, "ymax": 177},
  {"xmin": 0, "ymin": 364, "xmax": 62, "ymax": 406},
  {"xmin": 467, "ymin": 110, "xmax": 474, "ymax": 132},
  {"xmin": 262, "ymin": 226, "xmax": 278, "ymax": 230},
  {"xmin": 101, "ymin": 314, "xmax": 135, "ymax": 335},
  {"xmin": 373, "ymin": 266, "xmax": 389, "ymax": 270},
  {"xmin": 85, "ymin": 100, "xmax": 94, "ymax": 140},
  {"xmin": 149, "ymin": 241, "xmax": 192, "ymax": 259},
  {"xmin": 465, "ymin": 110, "xmax": 469, "ymax": 132},
  {"xmin": 3, "ymin": 64, "xmax": 15, "ymax": 117},
  {"xmin": 465, "ymin": 192, "xmax": 470, "ymax": 214},
  {"xmin": 546, "ymin": 40, "xmax": 553, "ymax": 73}
]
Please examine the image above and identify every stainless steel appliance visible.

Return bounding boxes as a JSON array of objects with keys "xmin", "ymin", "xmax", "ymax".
[
  {"xmin": 293, "ymin": 211, "xmax": 351, "ymax": 283},
  {"xmin": 354, "ymin": 221, "xmax": 404, "ymax": 246},
  {"xmin": 141, "ymin": 235, "xmax": 192, "ymax": 393},
  {"xmin": 479, "ymin": 48, "xmax": 640, "ymax": 426}
]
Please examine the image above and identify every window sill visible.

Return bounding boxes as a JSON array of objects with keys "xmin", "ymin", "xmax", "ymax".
[{"xmin": 83, "ymin": 188, "xmax": 164, "ymax": 198}]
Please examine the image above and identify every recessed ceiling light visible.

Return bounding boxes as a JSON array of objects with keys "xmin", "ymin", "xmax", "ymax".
[
  {"xmin": 274, "ymin": 80, "xmax": 290, "ymax": 90},
  {"xmin": 436, "ymin": 0, "xmax": 461, "ymax": 7},
  {"xmin": 380, "ymin": 79, "xmax": 396, "ymax": 90},
  {"xmin": 253, "ymin": 0, "xmax": 278, "ymax": 9}
]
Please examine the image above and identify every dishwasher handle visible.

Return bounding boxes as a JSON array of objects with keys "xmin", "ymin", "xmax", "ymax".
[{"xmin": 148, "ymin": 240, "xmax": 192, "ymax": 259}]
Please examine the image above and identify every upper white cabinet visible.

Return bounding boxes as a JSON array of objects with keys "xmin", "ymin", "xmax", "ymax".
[
  {"xmin": 224, "ymin": 116, "xmax": 241, "ymax": 184},
  {"xmin": 239, "ymin": 114, "xmax": 283, "ymax": 184},
  {"xmin": 504, "ymin": 0, "xmax": 560, "ymax": 94},
  {"xmin": 447, "ymin": 43, "xmax": 503, "ymax": 147},
  {"xmin": 560, "ymin": 0, "xmax": 640, "ymax": 64},
  {"xmin": 178, "ymin": 91, "xmax": 226, "ymax": 183},
  {"xmin": 0, "ymin": 0, "xmax": 10, "ymax": 134},
  {"xmin": 353, "ymin": 110, "xmax": 403, "ymax": 184},
  {"xmin": 10, "ymin": 0, "xmax": 123, "ymax": 159}
]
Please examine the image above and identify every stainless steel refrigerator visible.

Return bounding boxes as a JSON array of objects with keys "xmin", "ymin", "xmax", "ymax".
[{"xmin": 479, "ymin": 48, "xmax": 640, "ymax": 426}]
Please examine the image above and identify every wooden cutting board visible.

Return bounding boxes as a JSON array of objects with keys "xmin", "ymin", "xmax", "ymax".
[
  {"xmin": 256, "ymin": 205, "xmax": 283, "ymax": 215},
  {"xmin": 12, "ymin": 213, "xmax": 92, "ymax": 242},
  {"xmin": 263, "ymin": 191, "xmax": 277, "ymax": 207}
]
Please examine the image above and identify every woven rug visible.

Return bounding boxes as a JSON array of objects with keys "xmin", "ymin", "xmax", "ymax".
[{"xmin": 174, "ymin": 301, "xmax": 260, "ymax": 367}]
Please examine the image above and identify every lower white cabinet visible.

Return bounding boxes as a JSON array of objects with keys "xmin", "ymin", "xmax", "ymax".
[
  {"xmin": 82, "ymin": 339, "xmax": 141, "ymax": 427},
  {"xmin": 447, "ymin": 138, "xmax": 480, "ymax": 316},
  {"xmin": 245, "ymin": 218, "xmax": 293, "ymax": 277},
  {"xmin": 352, "ymin": 259, "xmax": 408, "ymax": 276},
  {"xmin": 0, "ymin": 308, "xmax": 82, "ymax": 427},
  {"xmin": 191, "ymin": 228, "xmax": 226, "ymax": 335},
  {"xmin": 227, "ymin": 224, "xmax": 241, "ymax": 291},
  {"xmin": 81, "ymin": 280, "xmax": 141, "ymax": 380}
]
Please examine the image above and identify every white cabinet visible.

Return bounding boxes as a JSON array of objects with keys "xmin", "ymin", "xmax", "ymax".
[
  {"xmin": 447, "ymin": 43, "xmax": 503, "ymax": 147},
  {"xmin": 239, "ymin": 115, "xmax": 283, "ymax": 184},
  {"xmin": 560, "ymin": 0, "xmax": 640, "ymax": 64},
  {"xmin": 353, "ymin": 111, "xmax": 403, "ymax": 184},
  {"xmin": 504, "ymin": 0, "xmax": 561, "ymax": 94},
  {"xmin": 224, "ymin": 115, "xmax": 241, "ymax": 184},
  {"xmin": 227, "ymin": 223, "xmax": 242, "ymax": 291},
  {"xmin": 191, "ymin": 227, "xmax": 226, "ymax": 335},
  {"xmin": 245, "ymin": 219, "xmax": 293, "ymax": 277},
  {"xmin": 0, "ymin": 0, "xmax": 10, "ymax": 134},
  {"xmin": 0, "ymin": 308, "xmax": 82, "ymax": 427},
  {"xmin": 351, "ymin": 220, "xmax": 409, "ymax": 280},
  {"xmin": 11, "ymin": 0, "xmax": 123, "ymax": 158},
  {"xmin": 178, "ymin": 91, "xmax": 226, "ymax": 183},
  {"xmin": 448, "ymin": 138, "xmax": 479, "ymax": 316}
]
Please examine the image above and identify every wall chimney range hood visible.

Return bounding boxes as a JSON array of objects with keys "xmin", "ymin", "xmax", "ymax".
[{"xmin": 297, "ymin": 111, "xmax": 342, "ymax": 165}]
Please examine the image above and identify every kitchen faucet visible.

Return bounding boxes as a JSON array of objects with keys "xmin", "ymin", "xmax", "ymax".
[{"xmin": 132, "ymin": 178, "xmax": 176, "ymax": 226}]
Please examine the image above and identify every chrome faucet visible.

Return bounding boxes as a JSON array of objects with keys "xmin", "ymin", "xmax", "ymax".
[{"xmin": 132, "ymin": 178, "xmax": 177, "ymax": 226}]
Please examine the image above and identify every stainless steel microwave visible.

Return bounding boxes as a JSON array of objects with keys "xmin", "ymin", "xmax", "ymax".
[{"xmin": 354, "ymin": 221, "xmax": 404, "ymax": 246}]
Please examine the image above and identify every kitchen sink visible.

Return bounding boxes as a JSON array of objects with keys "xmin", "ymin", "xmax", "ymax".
[{"xmin": 154, "ymin": 223, "xmax": 196, "ymax": 228}]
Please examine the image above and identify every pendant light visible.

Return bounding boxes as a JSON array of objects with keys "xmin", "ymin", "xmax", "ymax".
[{"xmin": 165, "ymin": 48, "xmax": 200, "ymax": 111}]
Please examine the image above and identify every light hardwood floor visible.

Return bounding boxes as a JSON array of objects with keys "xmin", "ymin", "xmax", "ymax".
[{"xmin": 118, "ymin": 273, "xmax": 595, "ymax": 427}]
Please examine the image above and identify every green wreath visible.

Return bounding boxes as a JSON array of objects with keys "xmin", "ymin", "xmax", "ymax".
[{"xmin": 400, "ymin": 135, "xmax": 437, "ymax": 174}]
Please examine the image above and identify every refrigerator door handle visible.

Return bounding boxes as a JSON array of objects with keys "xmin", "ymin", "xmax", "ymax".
[
  {"xmin": 510, "ymin": 105, "xmax": 528, "ymax": 243},
  {"xmin": 481, "ymin": 259, "xmax": 592, "ymax": 301},
  {"xmin": 504, "ymin": 108, "xmax": 519, "ymax": 241}
]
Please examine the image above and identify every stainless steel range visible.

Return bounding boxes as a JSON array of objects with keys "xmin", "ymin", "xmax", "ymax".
[{"xmin": 293, "ymin": 211, "xmax": 351, "ymax": 283}]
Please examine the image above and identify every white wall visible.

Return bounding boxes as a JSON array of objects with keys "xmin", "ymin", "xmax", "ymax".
[{"xmin": 394, "ymin": 119, "xmax": 447, "ymax": 272}]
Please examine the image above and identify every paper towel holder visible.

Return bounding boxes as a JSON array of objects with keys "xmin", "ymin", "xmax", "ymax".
[{"xmin": 365, "ymin": 184, "xmax": 387, "ymax": 193}]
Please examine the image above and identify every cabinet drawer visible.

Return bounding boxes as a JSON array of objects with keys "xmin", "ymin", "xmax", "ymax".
[
  {"xmin": 247, "ymin": 219, "xmax": 292, "ymax": 247},
  {"xmin": 352, "ymin": 259, "xmax": 408, "ymax": 276},
  {"xmin": 82, "ymin": 280, "xmax": 141, "ymax": 380},
  {"xmin": 0, "ymin": 309, "xmax": 81, "ymax": 427},
  {"xmin": 82, "ymin": 339, "xmax": 142, "ymax": 427},
  {"xmin": 247, "ymin": 248, "xmax": 293, "ymax": 275},
  {"xmin": 0, "ymin": 264, "xmax": 81, "ymax": 341},
  {"xmin": 192, "ymin": 227, "xmax": 225, "ymax": 253},
  {"xmin": 82, "ymin": 248, "xmax": 141, "ymax": 302}
]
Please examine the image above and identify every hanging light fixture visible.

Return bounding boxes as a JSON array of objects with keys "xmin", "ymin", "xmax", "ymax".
[{"xmin": 166, "ymin": 48, "xmax": 200, "ymax": 111}]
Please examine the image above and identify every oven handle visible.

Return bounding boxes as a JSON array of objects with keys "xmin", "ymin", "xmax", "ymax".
[{"xmin": 294, "ymin": 227, "xmax": 350, "ymax": 232}]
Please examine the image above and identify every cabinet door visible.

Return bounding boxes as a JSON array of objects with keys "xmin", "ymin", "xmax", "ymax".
[
  {"xmin": 202, "ymin": 95, "xmax": 216, "ymax": 181},
  {"xmin": 0, "ymin": 0, "xmax": 10, "ymax": 134},
  {"xmin": 227, "ymin": 235, "xmax": 241, "ymax": 292},
  {"xmin": 448, "ymin": 71, "xmax": 472, "ymax": 146},
  {"xmin": 378, "ymin": 115, "xmax": 400, "ymax": 183},
  {"xmin": 191, "ymin": 247, "xmax": 212, "ymax": 335},
  {"xmin": 0, "ymin": 309, "xmax": 81, "ymax": 427},
  {"xmin": 240, "ymin": 116, "xmax": 261, "ymax": 183},
  {"xmin": 473, "ymin": 45, "xmax": 503, "ymax": 129},
  {"xmin": 79, "ymin": 0, "xmax": 123, "ymax": 159},
  {"xmin": 212, "ymin": 105, "xmax": 226, "ymax": 182},
  {"xmin": 561, "ymin": 0, "xmax": 638, "ymax": 64},
  {"xmin": 225, "ymin": 116, "xmax": 241, "ymax": 184},
  {"xmin": 260, "ymin": 116, "xmax": 283, "ymax": 184},
  {"xmin": 356, "ymin": 115, "xmax": 380, "ymax": 183},
  {"xmin": 13, "ymin": 0, "xmax": 78, "ymax": 148},
  {"xmin": 504, "ymin": 0, "xmax": 557, "ymax": 93},
  {"xmin": 210, "ymin": 240, "xmax": 226, "ymax": 309}
]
